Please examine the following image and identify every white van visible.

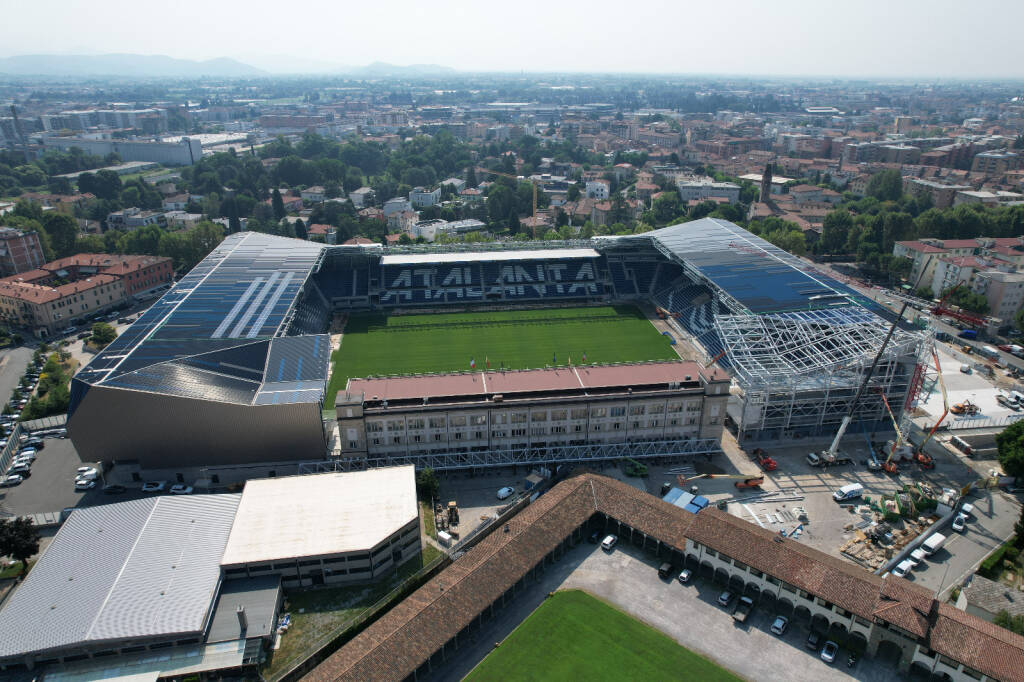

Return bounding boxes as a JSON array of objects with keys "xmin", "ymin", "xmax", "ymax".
[
  {"xmin": 832, "ymin": 483, "xmax": 864, "ymax": 502},
  {"xmin": 922, "ymin": 532, "xmax": 946, "ymax": 555},
  {"xmin": 891, "ymin": 559, "xmax": 915, "ymax": 579}
]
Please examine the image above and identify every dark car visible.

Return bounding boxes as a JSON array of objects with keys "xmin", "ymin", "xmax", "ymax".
[
  {"xmin": 588, "ymin": 530, "xmax": 602, "ymax": 544},
  {"xmin": 806, "ymin": 631, "xmax": 822, "ymax": 650},
  {"xmin": 102, "ymin": 484, "xmax": 127, "ymax": 495},
  {"xmin": 658, "ymin": 562, "xmax": 674, "ymax": 579}
]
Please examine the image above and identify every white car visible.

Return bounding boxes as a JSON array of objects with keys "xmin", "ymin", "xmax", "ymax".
[
  {"xmin": 677, "ymin": 569, "xmax": 692, "ymax": 584},
  {"xmin": 76, "ymin": 466, "xmax": 97, "ymax": 476},
  {"xmin": 496, "ymin": 486, "xmax": 515, "ymax": 500},
  {"xmin": 960, "ymin": 502, "xmax": 974, "ymax": 517},
  {"xmin": 0, "ymin": 474, "xmax": 24, "ymax": 487},
  {"xmin": 770, "ymin": 615, "xmax": 789, "ymax": 635},
  {"xmin": 13, "ymin": 452, "xmax": 35, "ymax": 464},
  {"xmin": 169, "ymin": 484, "xmax": 193, "ymax": 495},
  {"xmin": 75, "ymin": 478, "xmax": 96, "ymax": 490},
  {"xmin": 891, "ymin": 559, "xmax": 914, "ymax": 578},
  {"xmin": 601, "ymin": 534, "xmax": 618, "ymax": 551},
  {"xmin": 952, "ymin": 513, "xmax": 968, "ymax": 532},
  {"xmin": 142, "ymin": 481, "xmax": 166, "ymax": 493},
  {"xmin": 910, "ymin": 548, "xmax": 928, "ymax": 566}
]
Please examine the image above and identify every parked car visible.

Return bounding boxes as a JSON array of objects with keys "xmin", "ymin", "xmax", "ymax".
[
  {"xmin": 496, "ymin": 486, "xmax": 515, "ymax": 500},
  {"xmin": 770, "ymin": 615, "xmax": 789, "ymax": 635},
  {"xmin": 961, "ymin": 502, "xmax": 974, "ymax": 517},
  {"xmin": 76, "ymin": 466, "xmax": 98, "ymax": 478},
  {"xmin": 169, "ymin": 484, "xmax": 193, "ymax": 495},
  {"xmin": 821, "ymin": 640, "xmax": 839, "ymax": 664},
  {"xmin": 141, "ymin": 481, "xmax": 166, "ymax": 493},
  {"xmin": 732, "ymin": 596, "xmax": 754, "ymax": 622},
  {"xmin": 658, "ymin": 562, "xmax": 674, "ymax": 579},
  {"xmin": 75, "ymin": 478, "xmax": 96, "ymax": 490},
  {"xmin": 8, "ymin": 463, "xmax": 30, "ymax": 475},
  {"xmin": 13, "ymin": 451, "xmax": 35, "ymax": 463},
  {"xmin": 806, "ymin": 631, "xmax": 822, "ymax": 650},
  {"xmin": 717, "ymin": 590, "xmax": 734, "ymax": 607},
  {"xmin": 891, "ymin": 559, "xmax": 915, "ymax": 578},
  {"xmin": 588, "ymin": 530, "xmax": 602, "ymax": 544},
  {"xmin": 0, "ymin": 474, "xmax": 24, "ymax": 487},
  {"xmin": 952, "ymin": 513, "xmax": 968, "ymax": 532},
  {"xmin": 601, "ymin": 534, "xmax": 617, "ymax": 551},
  {"xmin": 908, "ymin": 548, "xmax": 928, "ymax": 567},
  {"xmin": 102, "ymin": 484, "xmax": 126, "ymax": 495},
  {"xmin": 677, "ymin": 569, "xmax": 692, "ymax": 584}
]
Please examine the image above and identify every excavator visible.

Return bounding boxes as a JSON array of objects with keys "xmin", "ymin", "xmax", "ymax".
[
  {"xmin": 951, "ymin": 399, "xmax": 980, "ymax": 416},
  {"xmin": 678, "ymin": 472, "xmax": 765, "ymax": 490}
]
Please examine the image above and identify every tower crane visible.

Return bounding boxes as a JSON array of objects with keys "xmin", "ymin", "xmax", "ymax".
[{"xmin": 475, "ymin": 166, "xmax": 540, "ymax": 238}]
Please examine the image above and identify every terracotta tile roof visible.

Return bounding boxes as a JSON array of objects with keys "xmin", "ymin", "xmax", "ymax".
[
  {"xmin": 930, "ymin": 602, "xmax": 1024, "ymax": 681},
  {"xmin": 304, "ymin": 474, "xmax": 1024, "ymax": 682}
]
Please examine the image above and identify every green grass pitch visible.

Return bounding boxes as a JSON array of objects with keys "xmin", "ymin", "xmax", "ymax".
[
  {"xmin": 464, "ymin": 590, "xmax": 741, "ymax": 682},
  {"xmin": 327, "ymin": 305, "xmax": 678, "ymax": 398}
]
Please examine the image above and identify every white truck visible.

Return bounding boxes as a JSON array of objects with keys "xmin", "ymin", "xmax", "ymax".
[{"xmin": 921, "ymin": 532, "xmax": 947, "ymax": 555}]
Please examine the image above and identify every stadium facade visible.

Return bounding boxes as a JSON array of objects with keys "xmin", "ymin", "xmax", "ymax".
[{"xmin": 69, "ymin": 219, "xmax": 924, "ymax": 473}]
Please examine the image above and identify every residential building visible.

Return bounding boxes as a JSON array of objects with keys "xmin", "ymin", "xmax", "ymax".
[
  {"xmin": 931, "ymin": 255, "xmax": 1005, "ymax": 298},
  {"xmin": 161, "ymin": 194, "xmax": 191, "ymax": 211},
  {"xmin": 676, "ymin": 179, "xmax": 741, "ymax": 204},
  {"xmin": 585, "ymin": 180, "xmax": 610, "ymax": 200},
  {"xmin": 348, "ymin": 187, "xmax": 374, "ymax": 208},
  {"xmin": 954, "ymin": 190, "xmax": 1024, "ymax": 206},
  {"xmin": 961, "ymin": 574, "xmax": 1024, "ymax": 624},
  {"xmin": 902, "ymin": 178, "xmax": 971, "ymax": 209},
  {"xmin": 162, "ymin": 211, "xmax": 203, "ymax": 230},
  {"xmin": 301, "ymin": 186, "xmax": 326, "ymax": 203},
  {"xmin": 387, "ymin": 210, "xmax": 419, "ymax": 233},
  {"xmin": 106, "ymin": 207, "xmax": 167, "ymax": 230},
  {"xmin": 972, "ymin": 150, "xmax": 1021, "ymax": 175},
  {"xmin": 409, "ymin": 187, "xmax": 441, "ymax": 208},
  {"xmin": 308, "ymin": 223, "xmax": 338, "ymax": 244},
  {"xmin": 0, "ymin": 253, "xmax": 172, "ymax": 336},
  {"xmin": 973, "ymin": 271, "xmax": 1024, "ymax": 320},
  {"xmin": 0, "ymin": 227, "xmax": 45, "ymax": 277},
  {"xmin": 441, "ymin": 178, "xmax": 466, "ymax": 193},
  {"xmin": 383, "ymin": 197, "xmax": 413, "ymax": 216}
]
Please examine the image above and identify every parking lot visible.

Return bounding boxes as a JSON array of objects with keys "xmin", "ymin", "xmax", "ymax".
[
  {"xmin": 434, "ymin": 539, "xmax": 893, "ymax": 682},
  {"xmin": 0, "ymin": 436, "xmax": 104, "ymax": 516},
  {"xmin": 436, "ymin": 469, "xmax": 522, "ymax": 538}
]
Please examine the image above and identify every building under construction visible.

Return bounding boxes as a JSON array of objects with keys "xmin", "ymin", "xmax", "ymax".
[{"xmin": 605, "ymin": 218, "xmax": 928, "ymax": 443}]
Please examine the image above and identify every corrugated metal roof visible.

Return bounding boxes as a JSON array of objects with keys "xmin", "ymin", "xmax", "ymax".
[{"xmin": 0, "ymin": 494, "xmax": 241, "ymax": 659}]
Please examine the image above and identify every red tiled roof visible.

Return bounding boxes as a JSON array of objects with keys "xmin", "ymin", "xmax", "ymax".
[{"xmin": 305, "ymin": 475, "xmax": 1024, "ymax": 682}]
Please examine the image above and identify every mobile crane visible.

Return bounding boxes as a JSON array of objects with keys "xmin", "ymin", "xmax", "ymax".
[{"xmin": 677, "ymin": 472, "xmax": 765, "ymax": 489}]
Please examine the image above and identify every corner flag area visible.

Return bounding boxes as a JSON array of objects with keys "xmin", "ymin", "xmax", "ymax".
[{"xmin": 327, "ymin": 305, "xmax": 677, "ymax": 399}]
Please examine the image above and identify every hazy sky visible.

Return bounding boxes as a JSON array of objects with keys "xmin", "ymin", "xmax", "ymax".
[{"xmin": 2, "ymin": 0, "xmax": 1022, "ymax": 78}]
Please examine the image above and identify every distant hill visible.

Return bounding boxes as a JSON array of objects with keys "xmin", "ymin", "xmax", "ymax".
[
  {"xmin": 348, "ymin": 61, "xmax": 457, "ymax": 77},
  {"xmin": 0, "ymin": 54, "xmax": 266, "ymax": 78}
]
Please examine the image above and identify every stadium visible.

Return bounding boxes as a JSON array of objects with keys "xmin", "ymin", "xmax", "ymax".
[{"xmin": 68, "ymin": 217, "xmax": 926, "ymax": 473}]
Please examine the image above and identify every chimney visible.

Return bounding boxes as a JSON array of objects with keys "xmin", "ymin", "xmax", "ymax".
[{"xmin": 237, "ymin": 605, "xmax": 247, "ymax": 632}]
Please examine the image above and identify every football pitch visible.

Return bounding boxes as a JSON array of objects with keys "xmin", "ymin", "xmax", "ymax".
[
  {"xmin": 464, "ymin": 590, "xmax": 741, "ymax": 682},
  {"xmin": 327, "ymin": 305, "xmax": 678, "ymax": 398}
]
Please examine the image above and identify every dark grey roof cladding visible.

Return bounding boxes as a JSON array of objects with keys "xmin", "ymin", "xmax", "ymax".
[{"xmin": 206, "ymin": 576, "xmax": 282, "ymax": 644}]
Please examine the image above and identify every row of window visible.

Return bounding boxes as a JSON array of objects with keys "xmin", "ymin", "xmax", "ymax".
[
  {"xmin": 367, "ymin": 403, "xmax": 703, "ymax": 432},
  {"xmin": 371, "ymin": 420, "xmax": 700, "ymax": 446}
]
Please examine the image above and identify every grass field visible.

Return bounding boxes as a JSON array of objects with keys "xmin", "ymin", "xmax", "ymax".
[
  {"xmin": 465, "ymin": 590, "xmax": 741, "ymax": 682},
  {"xmin": 327, "ymin": 305, "xmax": 677, "ymax": 399}
]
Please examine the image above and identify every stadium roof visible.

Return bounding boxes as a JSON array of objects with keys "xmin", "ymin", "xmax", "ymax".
[
  {"xmin": 380, "ymin": 248, "xmax": 600, "ymax": 265},
  {"xmin": 0, "ymin": 494, "xmax": 241, "ymax": 660},
  {"xmin": 220, "ymin": 467, "xmax": 418, "ymax": 566},
  {"xmin": 70, "ymin": 232, "xmax": 330, "ymax": 415},
  {"xmin": 635, "ymin": 218, "xmax": 877, "ymax": 315}
]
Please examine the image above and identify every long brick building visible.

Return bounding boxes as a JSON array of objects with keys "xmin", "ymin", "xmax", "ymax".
[
  {"xmin": 0, "ymin": 253, "xmax": 172, "ymax": 337},
  {"xmin": 305, "ymin": 473, "xmax": 1024, "ymax": 682}
]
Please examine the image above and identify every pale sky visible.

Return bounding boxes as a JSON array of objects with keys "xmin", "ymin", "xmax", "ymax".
[{"xmin": 2, "ymin": 0, "xmax": 1022, "ymax": 78}]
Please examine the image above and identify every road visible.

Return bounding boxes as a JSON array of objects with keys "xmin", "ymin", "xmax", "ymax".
[{"xmin": 0, "ymin": 346, "xmax": 34, "ymax": 411}]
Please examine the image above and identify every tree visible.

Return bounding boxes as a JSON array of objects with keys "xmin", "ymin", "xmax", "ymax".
[
  {"xmin": 89, "ymin": 322, "xmax": 117, "ymax": 348},
  {"xmin": 271, "ymin": 188, "xmax": 286, "ymax": 220},
  {"xmin": 996, "ymin": 420, "xmax": 1024, "ymax": 479},
  {"xmin": 465, "ymin": 166, "xmax": 477, "ymax": 188},
  {"xmin": 994, "ymin": 609, "xmax": 1024, "ymax": 636},
  {"xmin": 415, "ymin": 467, "xmax": 439, "ymax": 501},
  {"xmin": 822, "ymin": 209, "xmax": 853, "ymax": 254},
  {"xmin": 507, "ymin": 209, "xmax": 521, "ymax": 235},
  {"xmin": 865, "ymin": 169, "xmax": 903, "ymax": 202},
  {"xmin": 1014, "ymin": 506, "xmax": 1024, "ymax": 548},
  {"xmin": 41, "ymin": 213, "xmax": 78, "ymax": 258},
  {"xmin": 0, "ymin": 517, "xmax": 40, "ymax": 576},
  {"xmin": 294, "ymin": 219, "xmax": 308, "ymax": 240},
  {"xmin": 567, "ymin": 183, "xmax": 581, "ymax": 201},
  {"xmin": 77, "ymin": 169, "xmax": 122, "ymax": 201}
]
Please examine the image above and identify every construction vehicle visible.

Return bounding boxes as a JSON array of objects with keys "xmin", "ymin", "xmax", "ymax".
[
  {"xmin": 475, "ymin": 166, "xmax": 540, "ymax": 238},
  {"xmin": 705, "ymin": 350, "xmax": 728, "ymax": 369},
  {"xmin": 818, "ymin": 269, "xmax": 929, "ymax": 467},
  {"xmin": 931, "ymin": 283, "xmax": 988, "ymax": 329},
  {"xmin": 750, "ymin": 447, "xmax": 778, "ymax": 471},
  {"xmin": 951, "ymin": 399, "xmax": 980, "ymax": 416},
  {"xmin": 447, "ymin": 501, "xmax": 459, "ymax": 526},
  {"xmin": 678, "ymin": 473, "xmax": 765, "ymax": 489},
  {"xmin": 877, "ymin": 391, "xmax": 904, "ymax": 474}
]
